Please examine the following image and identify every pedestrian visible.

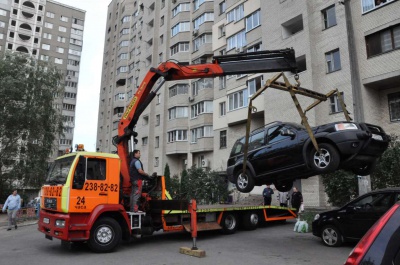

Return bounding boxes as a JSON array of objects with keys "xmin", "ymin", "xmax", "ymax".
[
  {"xmin": 262, "ymin": 185, "xmax": 274, "ymax": 206},
  {"xmin": 2, "ymin": 190, "xmax": 21, "ymax": 231},
  {"xmin": 129, "ymin": 150, "xmax": 155, "ymax": 212},
  {"xmin": 277, "ymin": 191, "xmax": 289, "ymax": 207},
  {"xmin": 291, "ymin": 187, "xmax": 303, "ymax": 215}
]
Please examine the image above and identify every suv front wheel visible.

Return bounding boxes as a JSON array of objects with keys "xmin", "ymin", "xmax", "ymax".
[{"xmin": 235, "ymin": 169, "xmax": 255, "ymax": 193}]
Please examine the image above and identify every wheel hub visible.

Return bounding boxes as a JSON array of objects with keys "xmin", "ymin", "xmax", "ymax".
[
  {"xmin": 237, "ymin": 173, "xmax": 248, "ymax": 189},
  {"xmin": 96, "ymin": 227, "xmax": 112, "ymax": 244}
]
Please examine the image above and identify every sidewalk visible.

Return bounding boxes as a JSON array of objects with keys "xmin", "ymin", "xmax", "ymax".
[{"xmin": 0, "ymin": 212, "xmax": 38, "ymax": 228}]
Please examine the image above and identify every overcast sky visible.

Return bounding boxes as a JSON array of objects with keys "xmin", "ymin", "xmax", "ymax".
[{"xmin": 56, "ymin": 0, "xmax": 110, "ymax": 151}]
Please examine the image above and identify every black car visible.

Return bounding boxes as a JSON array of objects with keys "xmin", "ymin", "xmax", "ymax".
[
  {"xmin": 312, "ymin": 188, "xmax": 400, "ymax": 247},
  {"xmin": 344, "ymin": 201, "xmax": 400, "ymax": 265},
  {"xmin": 227, "ymin": 121, "xmax": 389, "ymax": 193}
]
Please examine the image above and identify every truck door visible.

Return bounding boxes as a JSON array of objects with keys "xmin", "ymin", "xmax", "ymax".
[{"xmin": 70, "ymin": 156, "xmax": 108, "ymax": 212}]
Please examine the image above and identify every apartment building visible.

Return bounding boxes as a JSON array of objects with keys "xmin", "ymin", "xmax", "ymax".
[
  {"xmin": 97, "ymin": 0, "xmax": 400, "ymax": 207},
  {"xmin": 0, "ymin": 0, "xmax": 85, "ymax": 160}
]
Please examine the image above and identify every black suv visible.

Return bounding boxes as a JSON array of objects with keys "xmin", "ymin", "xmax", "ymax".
[{"xmin": 227, "ymin": 121, "xmax": 389, "ymax": 192}]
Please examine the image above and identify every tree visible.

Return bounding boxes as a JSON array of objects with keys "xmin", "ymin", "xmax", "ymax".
[
  {"xmin": 179, "ymin": 166, "xmax": 229, "ymax": 204},
  {"xmin": 321, "ymin": 170, "xmax": 358, "ymax": 207},
  {"xmin": 163, "ymin": 163, "xmax": 171, "ymax": 189},
  {"xmin": 370, "ymin": 135, "xmax": 400, "ymax": 189},
  {"xmin": 0, "ymin": 52, "xmax": 64, "ymax": 201}
]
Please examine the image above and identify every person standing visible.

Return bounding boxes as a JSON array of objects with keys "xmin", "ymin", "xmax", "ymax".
[
  {"xmin": 129, "ymin": 150, "xmax": 152, "ymax": 213},
  {"xmin": 277, "ymin": 191, "xmax": 289, "ymax": 207},
  {"xmin": 2, "ymin": 190, "xmax": 21, "ymax": 231},
  {"xmin": 262, "ymin": 185, "xmax": 274, "ymax": 206},
  {"xmin": 291, "ymin": 187, "xmax": 303, "ymax": 215}
]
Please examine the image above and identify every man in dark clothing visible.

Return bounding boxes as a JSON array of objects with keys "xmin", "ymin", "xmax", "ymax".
[
  {"xmin": 262, "ymin": 185, "xmax": 274, "ymax": 206},
  {"xmin": 129, "ymin": 150, "xmax": 152, "ymax": 212},
  {"xmin": 291, "ymin": 187, "xmax": 303, "ymax": 215}
]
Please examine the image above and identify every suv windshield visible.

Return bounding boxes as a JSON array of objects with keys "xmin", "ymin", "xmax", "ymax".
[{"xmin": 45, "ymin": 156, "xmax": 76, "ymax": 185}]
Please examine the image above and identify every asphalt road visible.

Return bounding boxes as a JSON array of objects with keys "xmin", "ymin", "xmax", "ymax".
[{"xmin": 0, "ymin": 220, "xmax": 354, "ymax": 265}]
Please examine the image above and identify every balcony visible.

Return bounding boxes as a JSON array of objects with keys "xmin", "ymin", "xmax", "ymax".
[
  {"xmin": 190, "ymin": 138, "xmax": 213, "ymax": 153},
  {"xmin": 166, "ymin": 141, "xmax": 188, "ymax": 155}
]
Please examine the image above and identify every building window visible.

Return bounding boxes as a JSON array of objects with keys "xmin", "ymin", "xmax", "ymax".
[
  {"xmin": 226, "ymin": 4, "xmax": 244, "ymax": 23},
  {"xmin": 171, "ymin": 22, "xmax": 190, "ymax": 37},
  {"xmin": 219, "ymin": 1, "xmax": 226, "ymax": 14},
  {"xmin": 246, "ymin": 10, "xmax": 260, "ymax": 32},
  {"xmin": 169, "ymin": 84, "xmax": 189, "ymax": 97},
  {"xmin": 60, "ymin": 16, "xmax": 68, "ymax": 22},
  {"xmin": 191, "ymin": 101, "xmax": 213, "ymax": 118},
  {"xmin": 154, "ymin": 157, "xmax": 159, "ymax": 167},
  {"xmin": 56, "ymin": 47, "xmax": 64, "ymax": 53},
  {"xmin": 0, "ymin": 10, "xmax": 7, "ymax": 16},
  {"xmin": 120, "ymin": 28, "xmax": 129, "ymax": 36},
  {"xmin": 157, "ymin": 94, "xmax": 161, "ymax": 104},
  {"xmin": 329, "ymin": 92, "xmax": 344, "ymax": 114},
  {"xmin": 366, "ymin": 24, "xmax": 400, "ymax": 58},
  {"xmin": 142, "ymin": 137, "xmax": 148, "ymax": 146},
  {"xmin": 168, "ymin": 106, "xmax": 189, "ymax": 120},
  {"xmin": 194, "ymin": 0, "xmax": 211, "ymax": 10},
  {"xmin": 57, "ymin": 36, "xmax": 66, "ymax": 43},
  {"xmin": 227, "ymin": 30, "xmax": 246, "ymax": 51},
  {"xmin": 46, "ymin": 12, "xmax": 54, "ymax": 18},
  {"xmin": 55, "ymin": 58, "xmax": 63, "ymax": 64},
  {"xmin": 156, "ymin": 115, "xmax": 160, "ymax": 126},
  {"xmin": 71, "ymin": 29, "xmax": 83, "ymax": 36},
  {"xmin": 59, "ymin": 26, "xmax": 67, "ymax": 32},
  {"xmin": 322, "ymin": 5, "xmax": 337, "ymax": 29},
  {"xmin": 41, "ymin": 44, "xmax": 50, "ymax": 50},
  {"xmin": 0, "ymin": 21, "xmax": 5, "ymax": 28},
  {"xmin": 248, "ymin": 76, "xmax": 263, "ymax": 96},
  {"xmin": 219, "ymin": 76, "xmax": 226, "ymax": 90},
  {"xmin": 219, "ymin": 102, "xmax": 226, "ymax": 116},
  {"xmin": 228, "ymin": 89, "xmax": 248, "ymax": 111},
  {"xmin": 172, "ymin": 3, "xmax": 190, "ymax": 17},
  {"xmin": 190, "ymin": 126, "xmax": 213, "ymax": 143},
  {"xmin": 193, "ymin": 12, "xmax": 214, "ymax": 29},
  {"xmin": 220, "ymin": 130, "xmax": 227, "ymax": 148},
  {"xmin": 192, "ymin": 78, "xmax": 213, "ymax": 96},
  {"xmin": 45, "ymin": 22, "xmax": 53, "ymax": 29},
  {"xmin": 121, "ymin": 16, "xmax": 130, "ymax": 23},
  {"xmin": 388, "ymin": 92, "xmax": 400, "ymax": 122},
  {"xmin": 362, "ymin": 0, "xmax": 395, "ymax": 13},
  {"xmin": 63, "ymin": 103, "xmax": 75, "ymax": 111},
  {"xmin": 40, "ymin": 54, "xmax": 49, "ymax": 61},
  {"xmin": 168, "ymin": 130, "xmax": 188, "ymax": 142},
  {"xmin": 70, "ymin": 38, "xmax": 83, "ymax": 46},
  {"xmin": 155, "ymin": 136, "xmax": 160, "ymax": 148},
  {"xmin": 218, "ymin": 25, "xmax": 226, "ymax": 37},
  {"xmin": 325, "ymin": 49, "xmax": 341, "ymax": 73},
  {"xmin": 73, "ymin": 18, "xmax": 84, "ymax": 26},
  {"xmin": 193, "ymin": 33, "xmax": 212, "ymax": 51},
  {"xmin": 69, "ymin": 49, "xmax": 81, "ymax": 56},
  {"xmin": 114, "ymin": 93, "xmax": 125, "ymax": 101},
  {"xmin": 170, "ymin": 42, "xmax": 189, "ymax": 56},
  {"xmin": 42, "ymin": 33, "xmax": 51, "ymax": 39}
]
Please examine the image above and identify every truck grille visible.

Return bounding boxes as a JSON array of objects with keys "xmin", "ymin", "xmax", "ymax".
[{"xmin": 44, "ymin": 198, "xmax": 57, "ymax": 210}]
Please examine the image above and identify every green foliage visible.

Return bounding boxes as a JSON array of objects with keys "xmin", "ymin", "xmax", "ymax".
[
  {"xmin": 178, "ymin": 166, "xmax": 229, "ymax": 205},
  {"xmin": 163, "ymin": 163, "xmax": 171, "ymax": 190},
  {"xmin": 321, "ymin": 170, "xmax": 358, "ymax": 207},
  {"xmin": 370, "ymin": 135, "xmax": 400, "ymax": 189},
  {"xmin": 0, "ymin": 52, "xmax": 64, "ymax": 201}
]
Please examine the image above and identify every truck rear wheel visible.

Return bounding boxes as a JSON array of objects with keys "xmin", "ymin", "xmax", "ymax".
[
  {"xmin": 88, "ymin": 217, "xmax": 122, "ymax": 253},
  {"xmin": 242, "ymin": 211, "xmax": 259, "ymax": 230},
  {"xmin": 220, "ymin": 213, "xmax": 238, "ymax": 234}
]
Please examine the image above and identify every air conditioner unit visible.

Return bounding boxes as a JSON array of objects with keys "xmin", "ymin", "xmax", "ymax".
[
  {"xmin": 201, "ymin": 159, "xmax": 209, "ymax": 168},
  {"xmin": 184, "ymin": 159, "xmax": 188, "ymax": 165},
  {"xmin": 236, "ymin": 47, "xmax": 244, "ymax": 53},
  {"xmin": 193, "ymin": 29, "xmax": 199, "ymax": 36}
]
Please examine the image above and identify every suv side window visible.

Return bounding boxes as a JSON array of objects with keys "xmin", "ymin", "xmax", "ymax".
[
  {"xmin": 248, "ymin": 131, "xmax": 264, "ymax": 151},
  {"xmin": 267, "ymin": 125, "xmax": 290, "ymax": 144}
]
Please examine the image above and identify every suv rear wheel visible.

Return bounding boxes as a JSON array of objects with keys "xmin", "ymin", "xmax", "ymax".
[{"xmin": 235, "ymin": 169, "xmax": 255, "ymax": 193}]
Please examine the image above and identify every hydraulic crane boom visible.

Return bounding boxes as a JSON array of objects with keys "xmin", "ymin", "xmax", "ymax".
[{"xmin": 114, "ymin": 48, "xmax": 297, "ymax": 197}]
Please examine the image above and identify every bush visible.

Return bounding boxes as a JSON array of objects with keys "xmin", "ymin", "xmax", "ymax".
[{"xmin": 321, "ymin": 170, "xmax": 358, "ymax": 207}]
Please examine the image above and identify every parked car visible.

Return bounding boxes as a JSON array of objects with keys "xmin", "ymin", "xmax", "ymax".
[
  {"xmin": 227, "ymin": 121, "xmax": 389, "ymax": 192},
  {"xmin": 312, "ymin": 188, "xmax": 400, "ymax": 247},
  {"xmin": 344, "ymin": 201, "xmax": 400, "ymax": 265}
]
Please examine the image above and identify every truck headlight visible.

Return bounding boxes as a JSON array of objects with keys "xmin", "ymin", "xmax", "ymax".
[
  {"xmin": 314, "ymin": 214, "xmax": 320, "ymax": 221},
  {"xmin": 55, "ymin": 219, "xmax": 65, "ymax": 228}
]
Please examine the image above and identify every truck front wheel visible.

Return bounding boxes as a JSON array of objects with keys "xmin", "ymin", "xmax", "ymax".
[{"xmin": 88, "ymin": 217, "xmax": 122, "ymax": 253}]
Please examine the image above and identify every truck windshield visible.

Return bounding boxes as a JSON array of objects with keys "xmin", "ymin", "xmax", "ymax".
[{"xmin": 45, "ymin": 156, "xmax": 75, "ymax": 185}]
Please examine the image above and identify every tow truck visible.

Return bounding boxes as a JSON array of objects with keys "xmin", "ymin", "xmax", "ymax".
[{"xmin": 37, "ymin": 49, "xmax": 346, "ymax": 253}]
